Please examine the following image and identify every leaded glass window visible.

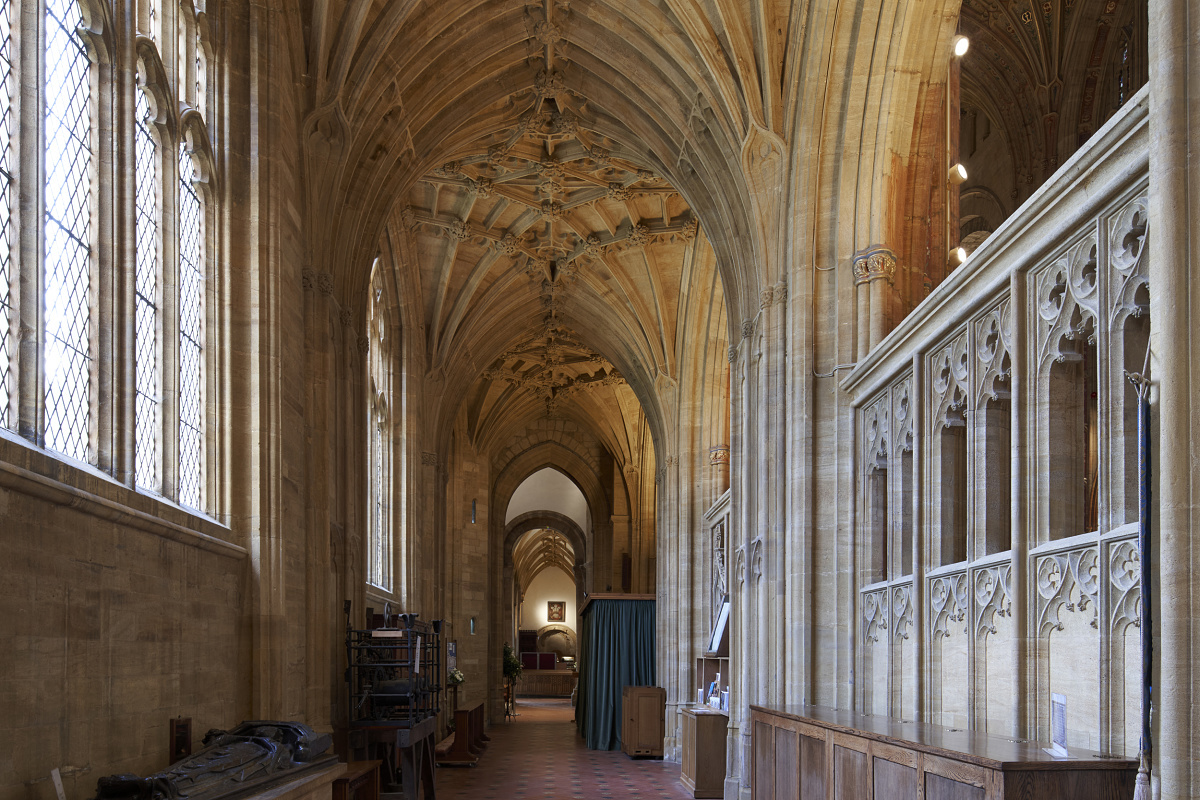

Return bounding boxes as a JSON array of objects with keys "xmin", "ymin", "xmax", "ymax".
[
  {"xmin": 177, "ymin": 143, "xmax": 204, "ymax": 508},
  {"xmin": 367, "ymin": 268, "xmax": 392, "ymax": 591},
  {"xmin": 135, "ymin": 83, "xmax": 160, "ymax": 491},
  {"xmin": 0, "ymin": 0, "xmax": 13, "ymax": 429},
  {"xmin": 369, "ymin": 411, "xmax": 389, "ymax": 589},
  {"xmin": 43, "ymin": 0, "xmax": 93, "ymax": 461}
]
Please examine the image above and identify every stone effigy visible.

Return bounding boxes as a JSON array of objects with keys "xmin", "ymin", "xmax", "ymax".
[{"xmin": 92, "ymin": 721, "xmax": 338, "ymax": 800}]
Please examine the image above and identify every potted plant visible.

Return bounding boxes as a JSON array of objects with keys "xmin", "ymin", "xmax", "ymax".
[{"xmin": 502, "ymin": 643, "xmax": 523, "ymax": 718}]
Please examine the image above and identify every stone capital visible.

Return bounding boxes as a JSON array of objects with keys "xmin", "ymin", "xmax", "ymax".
[{"xmin": 852, "ymin": 246, "xmax": 897, "ymax": 286}]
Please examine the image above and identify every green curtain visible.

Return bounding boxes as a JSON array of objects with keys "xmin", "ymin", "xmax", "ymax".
[{"xmin": 576, "ymin": 598, "xmax": 656, "ymax": 750}]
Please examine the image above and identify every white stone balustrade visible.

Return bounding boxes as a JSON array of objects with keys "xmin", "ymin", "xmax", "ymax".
[{"xmin": 846, "ymin": 85, "xmax": 1149, "ymax": 756}]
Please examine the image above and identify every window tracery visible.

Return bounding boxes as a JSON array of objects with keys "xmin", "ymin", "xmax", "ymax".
[
  {"xmin": 177, "ymin": 141, "xmax": 204, "ymax": 509},
  {"xmin": 43, "ymin": 0, "xmax": 94, "ymax": 462},
  {"xmin": 0, "ymin": 0, "xmax": 12, "ymax": 430},
  {"xmin": 0, "ymin": 0, "xmax": 221, "ymax": 513},
  {"xmin": 135, "ymin": 80, "xmax": 161, "ymax": 491}
]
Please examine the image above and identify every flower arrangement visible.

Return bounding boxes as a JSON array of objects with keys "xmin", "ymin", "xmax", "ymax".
[
  {"xmin": 502, "ymin": 642, "xmax": 523, "ymax": 684},
  {"xmin": 447, "ymin": 668, "xmax": 465, "ymax": 686}
]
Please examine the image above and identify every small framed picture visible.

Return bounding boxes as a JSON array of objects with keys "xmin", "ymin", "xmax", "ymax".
[{"xmin": 548, "ymin": 601, "xmax": 566, "ymax": 621}]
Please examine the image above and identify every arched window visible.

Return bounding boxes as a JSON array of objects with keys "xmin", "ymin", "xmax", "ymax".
[
  {"xmin": 177, "ymin": 140, "xmax": 204, "ymax": 509},
  {"xmin": 43, "ymin": 0, "xmax": 94, "ymax": 461},
  {"xmin": 0, "ymin": 0, "xmax": 13, "ymax": 429},
  {"xmin": 369, "ymin": 387, "xmax": 391, "ymax": 590},
  {"xmin": 367, "ymin": 264, "xmax": 393, "ymax": 591},
  {"xmin": 134, "ymin": 79, "xmax": 161, "ymax": 491}
]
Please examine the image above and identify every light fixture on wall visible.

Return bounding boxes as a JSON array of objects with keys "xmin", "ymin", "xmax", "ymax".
[
  {"xmin": 948, "ymin": 163, "xmax": 969, "ymax": 184},
  {"xmin": 952, "ymin": 35, "xmax": 970, "ymax": 57},
  {"xmin": 948, "ymin": 246, "xmax": 968, "ymax": 267}
]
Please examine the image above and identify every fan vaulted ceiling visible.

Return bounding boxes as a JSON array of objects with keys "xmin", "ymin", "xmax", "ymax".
[{"xmin": 324, "ymin": 0, "xmax": 731, "ymax": 458}]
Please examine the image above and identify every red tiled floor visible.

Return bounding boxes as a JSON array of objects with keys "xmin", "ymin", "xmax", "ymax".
[{"xmin": 432, "ymin": 698, "xmax": 696, "ymax": 800}]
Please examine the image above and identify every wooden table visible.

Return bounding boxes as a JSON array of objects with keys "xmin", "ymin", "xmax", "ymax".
[{"xmin": 750, "ymin": 704, "xmax": 1137, "ymax": 800}]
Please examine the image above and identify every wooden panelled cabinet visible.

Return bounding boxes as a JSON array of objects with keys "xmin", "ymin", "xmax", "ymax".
[
  {"xmin": 682, "ymin": 707, "xmax": 728, "ymax": 798},
  {"xmin": 622, "ymin": 685, "xmax": 666, "ymax": 757},
  {"xmin": 751, "ymin": 705, "xmax": 1137, "ymax": 800}
]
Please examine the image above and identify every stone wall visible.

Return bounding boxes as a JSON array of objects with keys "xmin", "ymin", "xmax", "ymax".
[{"xmin": 0, "ymin": 440, "xmax": 248, "ymax": 800}]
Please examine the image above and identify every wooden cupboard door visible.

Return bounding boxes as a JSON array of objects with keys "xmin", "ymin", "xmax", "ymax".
[
  {"xmin": 874, "ymin": 758, "xmax": 918, "ymax": 798},
  {"xmin": 773, "ymin": 728, "xmax": 798, "ymax": 800},
  {"xmin": 833, "ymin": 745, "xmax": 868, "ymax": 800},
  {"xmin": 754, "ymin": 720, "xmax": 774, "ymax": 800},
  {"xmin": 799, "ymin": 735, "xmax": 825, "ymax": 799}
]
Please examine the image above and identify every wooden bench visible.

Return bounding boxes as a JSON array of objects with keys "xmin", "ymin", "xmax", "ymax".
[
  {"xmin": 333, "ymin": 760, "xmax": 381, "ymax": 800},
  {"xmin": 436, "ymin": 701, "xmax": 489, "ymax": 766}
]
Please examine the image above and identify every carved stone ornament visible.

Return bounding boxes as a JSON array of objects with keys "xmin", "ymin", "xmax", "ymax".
[
  {"xmin": 607, "ymin": 182, "xmax": 631, "ymax": 201},
  {"xmin": 750, "ymin": 538, "xmax": 764, "ymax": 582},
  {"xmin": 534, "ymin": 20, "xmax": 563, "ymax": 44},
  {"xmin": 357, "ymin": 335, "xmax": 370, "ymax": 355},
  {"xmin": 469, "ymin": 177, "xmax": 495, "ymax": 198},
  {"xmin": 627, "ymin": 223, "xmax": 651, "ymax": 247},
  {"xmin": 339, "ymin": 308, "xmax": 353, "ymax": 327},
  {"xmin": 759, "ymin": 281, "xmax": 788, "ymax": 309},
  {"xmin": 317, "ymin": 271, "xmax": 334, "ymax": 295},
  {"xmin": 302, "ymin": 268, "xmax": 315, "ymax": 290},
  {"xmin": 973, "ymin": 564, "xmax": 1012, "ymax": 638},
  {"xmin": 535, "ymin": 69, "xmax": 566, "ymax": 96},
  {"xmin": 741, "ymin": 319, "xmax": 755, "ymax": 339},
  {"xmin": 1035, "ymin": 239, "xmax": 1099, "ymax": 368},
  {"xmin": 501, "ymin": 233, "xmax": 521, "ymax": 256},
  {"xmin": 728, "ymin": 346, "xmax": 738, "ymax": 363},
  {"xmin": 449, "ymin": 219, "xmax": 472, "ymax": 240},
  {"xmin": 851, "ymin": 246, "xmax": 897, "ymax": 286},
  {"xmin": 1036, "ymin": 545, "xmax": 1100, "ymax": 635},
  {"xmin": 863, "ymin": 588, "xmax": 889, "ymax": 644},
  {"xmin": 421, "ymin": 452, "xmax": 438, "ymax": 467},
  {"xmin": 713, "ymin": 520, "xmax": 727, "ymax": 595},
  {"xmin": 930, "ymin": 571, "xmax": 968, "ymax": 638},
  {"xmin": 892, "ymin": 582, "xmax": 913, "ymax": 641},
  {"xmin": 708, "ymin": 444, "xmax": 730, "ymax": 466}
]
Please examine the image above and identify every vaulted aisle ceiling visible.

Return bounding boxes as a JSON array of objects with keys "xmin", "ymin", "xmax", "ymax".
[
  {"xmin": 305, "ymin": 0, "xmax": 739, "ymax": 455},
  {"xmin": 399, "ymin": 105, "xmax": 717, "ymax": 456}
]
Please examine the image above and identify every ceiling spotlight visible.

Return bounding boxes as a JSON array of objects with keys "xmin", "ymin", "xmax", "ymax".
[
  {"xmin": 949, "ymin": 246, "xmax": 967, "ymax": 267},
  {"xmin": 953, "ymin": 35, "xmax": 970, "ymax": 57},
  {"xmin": 948, "ymin": 163, "xmax": 968, "ymax": 184}
]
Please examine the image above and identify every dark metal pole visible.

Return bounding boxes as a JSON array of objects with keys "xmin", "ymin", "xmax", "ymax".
[{"xmin": 1135, "ymin": 389, "xmax": 1152, "ymax": 797}]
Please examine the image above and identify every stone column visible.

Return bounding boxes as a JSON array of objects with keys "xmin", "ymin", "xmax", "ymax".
[
  {"xmin": 1008, "ymin": 269, "xmax": 1031, "ymax": 741},
  {"xmin": 852, "ymin": 246, "xmax": 898, "ymax": 354},
  {"xmin": 1147, "ymin": 0, "xmax": 1199, "ymax": 794}
]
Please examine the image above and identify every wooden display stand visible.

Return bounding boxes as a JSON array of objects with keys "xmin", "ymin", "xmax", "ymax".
[
  {"xmin": 681, "ymin": 707, "xmax": 727, "ymax": 798},
  {"xmin": 750, "ymin": 704, "xmax": 1137, "ymax": 800},
  {"xmin": 621, "ymin": 685, "xmax": 666, "ymax": 758}
]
